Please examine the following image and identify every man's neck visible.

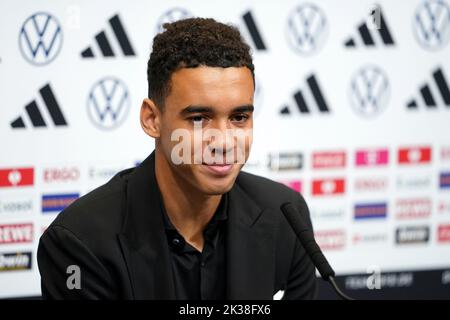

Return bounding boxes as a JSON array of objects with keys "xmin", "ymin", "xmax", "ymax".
[{"xmin": 154, "ymin": 149, "xmax": 222, "ymax": 251}]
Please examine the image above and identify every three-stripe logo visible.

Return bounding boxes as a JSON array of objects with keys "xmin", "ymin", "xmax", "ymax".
[
  {"xmin": 344, "ymin": 5, "xmax": 395, "ymax": 48},
  {"xmin": 241, "ymin": 11, "xmax": 267, "ymax": 51},
  {"xmin": 280, "ymin": 74, "xmax": 330, "ymax": 115},
  {"xmin": 10, "ymin": 84, "xmax": 68, "ymax": 129},
  {"xmin": 81, "ymin": 14, "xmax": 136, "ymax": 58},
  {"xmin": 406, "ymin": 67, "xmax": 450, "ymax": 109}
]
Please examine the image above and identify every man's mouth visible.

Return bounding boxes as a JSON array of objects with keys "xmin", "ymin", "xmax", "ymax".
[{"xmin": 202, "ymin": 163, "xmax": 234, "ymax": 175}]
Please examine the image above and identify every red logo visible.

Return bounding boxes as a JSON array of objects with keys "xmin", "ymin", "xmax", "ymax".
[
  {"xmin": 398, "ymin": 146, "xmax": 431, "ymax": 165},
  {"xmin": 438, "ymin": 225, "xmax": 450, "ymax": 243},
  {"xmin": 315, "ymin": 230, "xmax": 345, "ymax": 250},
  {"xmin": 0, "ymin": 223, "xmax": 33, "ymax": 244},
  {"xmin": 43, "ymin": 167, "xmax": 80, "ymax": 183},
  {"xmin": 312, "ymin": 178, "xmax": 345, "ymax": 196},
  {"xmin": 279, "ymin": 180, "xmax": 302, "ymax": 193},
  {"xmin": 355, "ymin": 148, "xmax": 388, "ymax": 167},
  {"xmin": 0, "ymin": 168, "xmax": 34, "ymax": 188},
  {"xmin": 312, "ymin": 151, "xmax": 346, "ymax": 169},
  {"xmin": 395, "ymin": 198, "xmax": 432, "ymax": 219}
]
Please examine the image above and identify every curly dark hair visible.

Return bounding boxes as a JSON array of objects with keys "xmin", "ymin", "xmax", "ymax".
[{"xmin": 147, "ymin": 17, "xmax": 254, "ymax": 108}]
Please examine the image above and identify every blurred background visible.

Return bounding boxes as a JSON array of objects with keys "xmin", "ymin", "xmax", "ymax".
[{"xmin": 0, "ymin": 0, "xmax": 449, "ymax": 299}]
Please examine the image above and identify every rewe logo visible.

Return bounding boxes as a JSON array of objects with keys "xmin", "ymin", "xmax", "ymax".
[
  {"xmin": 395, "ymin": 198, "xmax": 432, "ymax": 219},
  {"xmin": 81, "ymin": 14, "xmax": 136, "ymax": 58},
  {"xmin": 0, "ymin": 223, "xmax": 33, "ymax": 244},
  {"xmin": 10, "ymin": 84, "xmax": 68, "ymax": 129},
  {"xmin": 0, "ymin": 168, "xmax": 34, "ymax": 188}
]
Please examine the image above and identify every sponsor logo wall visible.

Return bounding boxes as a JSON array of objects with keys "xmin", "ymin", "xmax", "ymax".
[{"xmin": 1, "ymin": 0, "xmax": 449, "ymax": 298}]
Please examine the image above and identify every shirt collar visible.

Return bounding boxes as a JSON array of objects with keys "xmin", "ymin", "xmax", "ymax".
[{"xmin": 157, "ymin": 186, "xmax": 229, "ymax": 252}]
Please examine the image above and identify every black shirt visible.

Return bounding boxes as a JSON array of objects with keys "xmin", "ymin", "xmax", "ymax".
[{"xmin": 161, "ymin": 194, "xmax": 228, "ymax": 300}]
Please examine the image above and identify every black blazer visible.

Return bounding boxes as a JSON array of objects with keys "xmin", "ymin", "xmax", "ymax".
[{"xmin": 37, "ymin": 152, "xmax": 317, "ymax": 299}]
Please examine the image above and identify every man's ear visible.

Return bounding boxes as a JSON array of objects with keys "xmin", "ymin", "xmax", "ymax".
[{"xmin": 140, "ymin": 98, "xmax": 161, "ymax": 138}]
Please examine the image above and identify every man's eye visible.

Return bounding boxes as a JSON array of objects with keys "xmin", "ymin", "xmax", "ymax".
[
  {"xmin": 232, "ymin": 114, "xmax": 249, "ymax": 123},
  {"xmin": 190, "ymin": 116, "xmax": 205, "ymax": 124}
]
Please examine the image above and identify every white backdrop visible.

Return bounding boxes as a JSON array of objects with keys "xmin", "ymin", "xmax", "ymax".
[{"xmin": 1, "ymin": 0, "xmax": 450, "ymax": 298}]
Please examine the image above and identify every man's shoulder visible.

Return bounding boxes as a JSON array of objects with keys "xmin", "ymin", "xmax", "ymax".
[
  {"xmin": 45, "ymin": 167, "xmax": 134, "ymax": 243},
  {"xmin": 236, "ymin": 170, "xmax": 303, "ymax": 208}
]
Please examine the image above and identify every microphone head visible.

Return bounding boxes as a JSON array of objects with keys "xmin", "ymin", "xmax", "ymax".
[{"xmin": 281, "ymin": 202, "xmax": 310, "ymax": 232}]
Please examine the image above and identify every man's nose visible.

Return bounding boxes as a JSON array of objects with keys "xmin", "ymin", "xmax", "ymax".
[{"xmin": 206, "ymin": 122, "xmax": 234, "ymax": 154}]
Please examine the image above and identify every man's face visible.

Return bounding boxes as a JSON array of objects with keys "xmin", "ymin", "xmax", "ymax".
[{"xmin": 158, "ymin": 66, "xmax": 254, "ymax": 195}]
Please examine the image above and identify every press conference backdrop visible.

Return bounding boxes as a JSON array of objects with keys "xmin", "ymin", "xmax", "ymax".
[{"xmin": 1, "ymin": 0, "xmax": 450, "ymax": 299}]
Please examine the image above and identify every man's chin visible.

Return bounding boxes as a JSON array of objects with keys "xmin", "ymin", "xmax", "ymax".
[{"xmin": 198, "ymin": 183, "xmax": 234, "ymax": 195}]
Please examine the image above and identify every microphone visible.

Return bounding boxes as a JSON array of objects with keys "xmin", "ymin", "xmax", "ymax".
[{"xmin": 280, "ymin": 202, "xmax": 354, "ymax": 300}]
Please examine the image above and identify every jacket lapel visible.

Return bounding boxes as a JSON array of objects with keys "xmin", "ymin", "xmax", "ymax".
[
  {"xmin": 117, "ymin": 152, "xmax": 176, "ymax": 299},
  {"xmin": 226, "ymin": 182, "xmax": 277, "ymax": 300}
]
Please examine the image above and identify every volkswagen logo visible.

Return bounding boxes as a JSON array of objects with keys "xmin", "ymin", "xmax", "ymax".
[
  {"xmin": 155, "ymin": 8, "xmax": 193, "ymax": 34},
  {"xmin": 19, "ymin": 12, "xmax": 63, "ymax": 66},
  {"xmin": 87, "ymin": 77, "xmax": 131, "ymax": 130},
  {"xmin": 413, "ymin": 0, "xmax": 450, "ymax": 50},
  {"xmin": 286, "ymin": 3, "xmax": 328, "ymax": 55},
  {"xmin": 349, "ymin": 65, "xmax": 390, "ymax": 117}
]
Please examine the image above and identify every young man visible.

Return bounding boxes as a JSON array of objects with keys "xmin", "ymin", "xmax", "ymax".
[{"xmin": 37, "ymin": 18, "xmax": 317, "ymax": 299}]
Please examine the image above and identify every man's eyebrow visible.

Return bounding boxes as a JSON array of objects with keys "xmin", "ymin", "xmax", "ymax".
[
  {"xmin": 180, "ymin": 106, "xmax": 213, "ymax": 115},
  {"xmin": 180, "ymin": 104, "xmax": 254, "ymax": 115},
  {"xmin": 233, "ymin": 105, "xmax": 254, "ymax": 113}
]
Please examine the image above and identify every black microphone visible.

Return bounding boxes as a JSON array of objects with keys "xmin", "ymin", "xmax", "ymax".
[{"xmin": 281, "ymin": 202, "xmax": 354, "ymax": 300}]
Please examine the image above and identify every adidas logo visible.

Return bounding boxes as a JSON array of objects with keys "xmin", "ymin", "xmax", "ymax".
[
  {"xmin": 344, "ymin": 5, "xmax": 395, "ymax": 48},
  {"xmin": 81, "ymin": 14, "xmax": 136, "ymax": 58},
  {"xmin": 241, "ymin": 11, "xmax": 267, "ymax": 51},
  {"xmin": 407, "ymin": 67, "xmax": 450, "ymax": 109},
  {"xmin": 280, "ymin": 74, "xmax": 330, "ymax": 115},
  {"xmin": 10, "ymin": 84, "xmax": 68, "ymax": 129}
]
